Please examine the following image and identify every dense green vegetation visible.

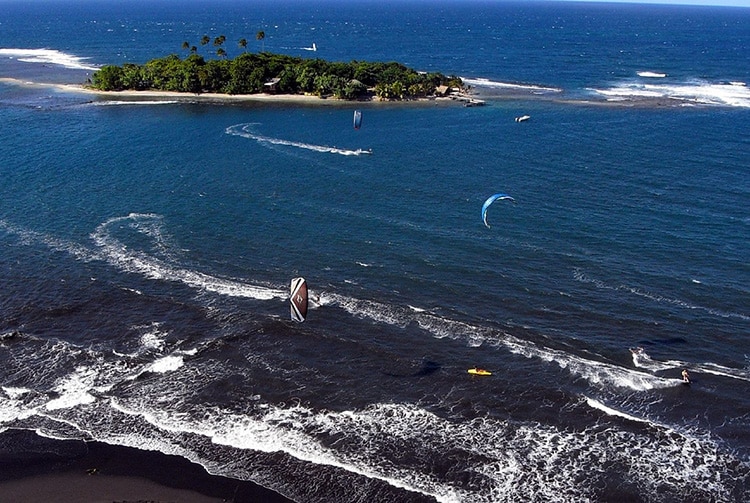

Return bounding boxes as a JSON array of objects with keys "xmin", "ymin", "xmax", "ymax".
[{"xmin": 91, "ymin": 51, "xmax": 463, "ymax": 100}]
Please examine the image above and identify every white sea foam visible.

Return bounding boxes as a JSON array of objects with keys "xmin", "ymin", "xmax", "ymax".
[
  {"xmin": 3, "ymin": 331, "xmax": 743, "ymax": 502},
  {"xmin": 0, "ymin": 219, "xmax": 101, "ymax": 262},
  {"xmin": 137, "ymin": 322, "xmax": 168, "ymax": 352},
  {"xmin": 630, "ymin": 348, "xmax": 677, "ymax": 372},
  {"xmin": 697, "ymin": 362, "xmax": 750, "ymax": 382},
  {"xmin": 461, "ymin": 77, "xmax": 562, "ymax": 93},
  {"xmin": 590, "ymin": 79, "xmax": 750, "ymax": 108},
  {"xmin": 109, "ymin": 398, "xmax": 460, "ymax": 502},
  {"xmin": 145, "ymin": 354, "xmax": 185, "ymax": 374},
  {"xmin": 632, "ymin": 349, "xmax": 750, "ymax": 383},
  {"xmin": 103, "ymin": 395, "xmax": 743, "ymax": 503},
  {"xmin": 226, "ymin": 123, "xmax": 371, "ymax": 156},
  {"xmin": 2, "ymin": 386, "xmax": 32, "ymax": 400},
  {"xmin": 0, "ymin": 214, "xmax": 719, "ymax": 394},
  {"xmin": 0, "ymin": 387, "xmax": 38, "ymax": 423},
  {"xmin": 584, "ymin": 396, "xmax": 655, "ymax": 425},
  {"xmin": 326, "ymin": 292, "xmax": 669, "ymax": 391},
  {"xmin": 45, "ymin": 366, "xmax": 98, "ymax": 410},
  {"xmin": 93, "ymin": 100, "xmax": 180, "ymax": 106},
  {"xmin": 501, "ymin": 335, "xmax": 674, "ymax": 391},
  {"xmin": 3, "ymin": 215, "xmax": 286, "ymax": 308},
  {"xmin": 0, "ymin": 48, "xmax": 99, "ymax": 71},
  {"xmin": 91, "ymin": 213, "xmax": 286, "ymax": 301}
]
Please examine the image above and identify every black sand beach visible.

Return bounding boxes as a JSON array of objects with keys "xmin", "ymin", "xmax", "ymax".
[{"xmin": 0, "ymin": 429, "xmax": 293, "ymax": 502}]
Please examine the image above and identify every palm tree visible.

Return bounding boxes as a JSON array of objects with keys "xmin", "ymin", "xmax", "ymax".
[
  {"xmin": 256, "ymin": 31, "xmax": 265, "ymax": 52},
  {"xmin": 200, "ymin": 35, "xmax": 210, "ymax": 46},
  {"xmin": 217, "ymin": 47, "xmax": 227, "ymax": 59},
  {"xmin": 214, "ymin": 35, "xmax": 226, "ymax": 47},
  {"xmin": 181, "ymin": 41, "xmax": 190, "ymax": 52},
  {"xmin": 238, "ymin": 38, "xmax": 248, "ymax": 52}
]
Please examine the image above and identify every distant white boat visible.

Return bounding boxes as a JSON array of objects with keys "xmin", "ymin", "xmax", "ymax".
[
  {"xmin": 638, "ymin": 71, "xmax": 667, "ymax": 78},
  {"xmin": 303, "ymin": 43, "xmax": 317, "ymax": 52},
  {"xmin": 514, "ymin": 115, "xmax": 531, "ymax": 122}
]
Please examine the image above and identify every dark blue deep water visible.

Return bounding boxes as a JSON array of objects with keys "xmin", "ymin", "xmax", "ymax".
[{"xmin": 1, "ymin": 1, "xmax": 749, "ymax": 501}]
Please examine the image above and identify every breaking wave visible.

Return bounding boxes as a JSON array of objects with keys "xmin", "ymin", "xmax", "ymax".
[
  {"xmin": 0, "ymin": 48, "xmax": 100, "ymax": 71},
  {"xmin": 461, "ymin": 77, "xmax": 562, "ymax": 94},
  {"xmin": 2, "ymin": 217, "xmax": 749, "ymax": 501},
  {"xmin": 590, "ymin": 79, "xmax": 750, "ymax": 108},
  {"xmin": 1, "ymin": 330, "xmax": 746, "ymax": 503}
]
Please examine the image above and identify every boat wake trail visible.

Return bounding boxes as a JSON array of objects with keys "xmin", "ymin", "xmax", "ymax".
[{"xmin": 226, "ymin": 123, "xmax": 371, "ymax": 156}]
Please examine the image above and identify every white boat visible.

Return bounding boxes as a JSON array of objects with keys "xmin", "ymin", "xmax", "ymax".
[{"xmin": 515, "ymin": 115, "xmax": 531, "ymax": 122}]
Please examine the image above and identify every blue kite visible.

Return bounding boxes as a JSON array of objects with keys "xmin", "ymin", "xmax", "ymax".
[{"xmin": 481, "ymin": 193, "xmax": 515, "ymax": 228}]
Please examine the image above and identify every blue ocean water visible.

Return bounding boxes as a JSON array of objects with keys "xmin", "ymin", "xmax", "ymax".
[{"xmin": 1, "ymin": 1, "xmax": 749, "ymax": 501}]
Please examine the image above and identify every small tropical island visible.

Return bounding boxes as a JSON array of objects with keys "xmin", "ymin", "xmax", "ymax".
[{"xmin": 91, "ymin": 37, "xmax": 466, "ymax": 102}]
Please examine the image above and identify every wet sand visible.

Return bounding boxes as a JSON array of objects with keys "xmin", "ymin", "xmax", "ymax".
[{"xmin": 0, "ymin": 429, "xmax": 293, "ymax": 503}]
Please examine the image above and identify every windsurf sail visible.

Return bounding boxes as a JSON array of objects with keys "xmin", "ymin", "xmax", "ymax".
[
  {"xmin": 290, "ymin": 277, "xmax": 308, "ymax": 322},
  {"xmin": 353, "ymin": 110, "xmax": 362, "ymax": 130},
  {"xmin": 481, "ymin": 193, "xmax": 515, "ymax": 228}
]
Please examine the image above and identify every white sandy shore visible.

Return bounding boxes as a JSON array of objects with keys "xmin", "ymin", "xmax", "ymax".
[{"xmin": 1, "ymin": 77, "xmax": 453, "ymax": 106}]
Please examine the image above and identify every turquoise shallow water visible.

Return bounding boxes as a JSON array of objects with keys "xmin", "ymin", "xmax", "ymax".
[{"xmin": 1, "ymin": 1, "xmax": 749, "ymax": 501}]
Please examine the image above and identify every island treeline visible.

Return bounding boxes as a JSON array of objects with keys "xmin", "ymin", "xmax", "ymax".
[{"xmin": 91, "ymin": 52, "xmax": 463, "ymax": 100}]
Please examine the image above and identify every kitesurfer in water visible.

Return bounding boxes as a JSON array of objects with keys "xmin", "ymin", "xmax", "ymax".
[{"xmin": 682, "ymin": 369, "xmax": 690, "ymax": 383}]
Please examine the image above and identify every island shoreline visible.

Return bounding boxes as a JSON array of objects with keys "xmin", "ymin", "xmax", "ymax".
[{"xmin": 1, "ymin": 77, "xmax": 463, "ymax": 107}]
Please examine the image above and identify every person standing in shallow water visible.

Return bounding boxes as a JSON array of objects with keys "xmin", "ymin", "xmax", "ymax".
[{"xmin": 682, "ymin": 369, "xmax": 690, "ymax": 383}]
